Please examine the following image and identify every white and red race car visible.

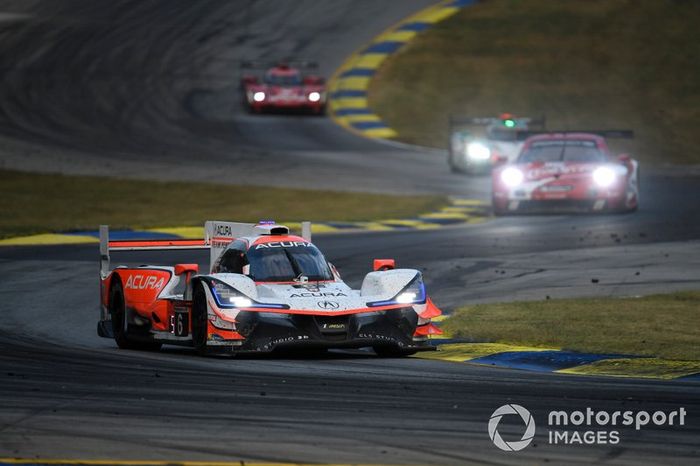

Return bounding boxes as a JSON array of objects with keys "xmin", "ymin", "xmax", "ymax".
[
  {"xmin": 492, "ymin": 131, "xmax": 639, "ymax": 214},
  {"xmin": 97, "ymin": 221, "xmax": 442, "ymax": 356}
]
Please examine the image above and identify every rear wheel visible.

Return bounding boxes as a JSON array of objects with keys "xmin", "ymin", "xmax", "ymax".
[
  {"xmin": 109, "ymin": 278, "xmax": 161, "ymax": 351},
  {"xmin": 373, "ymin": 346, "xmax": 417, "ymax": 358}
]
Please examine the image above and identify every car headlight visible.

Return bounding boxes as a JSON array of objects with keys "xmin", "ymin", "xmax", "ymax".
[
  {"xmin": 466, "ymin": 142, "xmax": 491, "ymax": 160},
  {"xmin": 367, "ymin": 274, "xmax": 426, "ymax": 307},
  {"xmin": 592, "ymin": 166, "xmax": 616, "ymax": 188},
  {"xmin": 253, "ymin": 91, "xmax": 266, "ymax": 102},
  {"xmin": 211, "ymin": 281, "xmax": 253, "ymax": 308},
  {"xmin": 500, "ymin": 167, "xmax": 524, "ymax": 187},
  {"xmin": 308, "ymin": 91, "xmax": 321, "ymax": 102}
]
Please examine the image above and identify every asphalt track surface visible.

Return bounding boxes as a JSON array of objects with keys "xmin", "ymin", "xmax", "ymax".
[{"xmin": 1, "ymin": 1, "xmax": 700, "ymax": 465}]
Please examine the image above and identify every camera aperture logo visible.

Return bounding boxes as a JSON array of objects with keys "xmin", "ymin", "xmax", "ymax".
[
  {"xmin": 488, "ymin": 404, "xmax": 536, "ymax": 451},
  {"xmin": 488, "ymin": 404, "xmax": 687, "ymax": 451}
]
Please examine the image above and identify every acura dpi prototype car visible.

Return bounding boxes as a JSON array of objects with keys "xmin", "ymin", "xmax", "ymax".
[
  {"xmin": 97, "ymin": 221, "xmax": 442, "ymax": 357},
  {"xmin": 492, "ymin": 131, "xmax": 639, "ymax": 215},
  {"xmin": 241, "ymin": 61, "xmax": 326, "ymax": 114},
  {"xmin": 448, "ymin": 113, "xmax": 545, "ymax": 175}
]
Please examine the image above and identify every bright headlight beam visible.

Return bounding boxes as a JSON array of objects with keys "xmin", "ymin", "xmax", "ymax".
[
  {"xmin": 396, "ymin": 292, "xmax": 417, "ymax": 304},
  {"xmin": 308, "ymin": 91, "xmax": 321, "ymax": 102},
  {"xmin": 229, "ymin": 297, "xmax": 253, "ymax": 308},
  {"xmin": 593, "ymin": 166, "xmax": 616, "ymax": 188},
  {"xmin": 501, "ymin": 167, "xmax": 524, "ymax": 187},
  {"xmin": 467, "ymin": 142, "xmax": 491, "ymax": 160},
  {"xmin": 253, "ymin": 91, "xmax": 266, "ymax": 102}
]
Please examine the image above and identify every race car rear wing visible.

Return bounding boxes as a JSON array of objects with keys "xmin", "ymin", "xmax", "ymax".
[
  {"xmin": 449, "ymin": 114, "xmax": 546, "ymax": 129},
  {"xmin": 513, "ymin": 130, "xmax": 635, "ymax": 141},
  {"xmin": 99, "ymin": 221, "xmax": 312, "ymax": 277},
  {"xmin": 240, "ymin": 60, "xmax": 319, "ymax": 70}
]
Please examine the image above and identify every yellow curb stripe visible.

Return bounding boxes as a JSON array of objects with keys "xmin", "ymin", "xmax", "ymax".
[
  {"xmin": 419, "ymin": 6, "xmax": 461, "ymax": 23},
  {"xmin": 353, "ymin": 53, "xmax": 390, "ymax": 69},
  {"xmin": 330, "ymin": 96, "xmax": 368, "ymax": 109},
  {"xmin": 341, "ymin": 114, "xmax": 383, "ymax": 123},
  {"xmin": 557, "ymin": 358, "xmax": 700, "ymax": 380},
  {"xmin": 0, "ymin": 233, "xmax": 98, "ymax": 246},
  {"xmin": 333, "ymin": 76, "xmax": 372, "ymax": 91},
  {"xmin": 450, "ymin": 198, "xmax": 488, "ymax": 206},
  {"xmin": 419, "ymin": 212, "xmax": 471, "ymax": 220},
  {"xmin": 378, "ymin": 30, "xmax": 417, "ymax": 42},
  {"xmin": 362, "ymin": 127, "xmax": 398, "ymax": 138}
]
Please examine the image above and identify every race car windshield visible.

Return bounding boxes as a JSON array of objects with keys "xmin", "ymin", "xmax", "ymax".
[
  {"xmin": 264, "ymin": 73, "xmax": 302, "ymax": 86},
  {"xmin": 246, "ymin": 243, "xmax": 333, "ymax": 282},
  {"xmin": 487, "ymin": 127, "xmax": 521, "ymax": 141},
  {"xmin": 519, "ymin": 140, "xmax": 607, "ymax": 163}
]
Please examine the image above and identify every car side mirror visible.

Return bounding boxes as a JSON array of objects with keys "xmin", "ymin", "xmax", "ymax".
[
  {"xmin": 175, "ymin": 264, "xmax": 198, "ymax": 275},
  {"xmin": 175, "ymin": 263, "xmax": 198, "ymax": 286},
  {"xmin": 618, "ymin": 153, "xmax": 631, "ymax": 163},
  {"xmin": 373, "ymin": 259, "xmax": 395, "ymax": 271}
]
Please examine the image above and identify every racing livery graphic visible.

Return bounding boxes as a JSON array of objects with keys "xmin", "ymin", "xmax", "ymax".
[
  {"xmin": 491, "ymin": 131, "xmax": 639, "ymax": 214},
  {"xmin": 97, "ymin": 221, "xmax": 442, "ymax": 356},
  {"xmin": 240, "ymin": 61, "xmax": 326, "ymax": 114}
]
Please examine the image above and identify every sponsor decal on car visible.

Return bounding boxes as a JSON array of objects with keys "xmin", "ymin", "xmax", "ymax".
[
  {"xmin": 289, "ymin": 292, "xmax": 347, "ymax": 298},
  {"xmin": 255, "ymin": 241, "xmax": 310, "ymax": 249},
  {"xmin": 125, "ymin": 275, "xmax": 165, "ymax": 290}
]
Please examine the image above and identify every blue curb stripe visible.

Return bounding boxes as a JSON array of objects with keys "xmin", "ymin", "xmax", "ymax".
[
  {"xmin": 340, "ymin": 68, "xmax": 376, "ymax": 77},
  {"xmin": 364, "ymin": 41, "xmax": 405, "ymax": 54},
  {"xmin": 398, "ymin": 21, "xmax": 432, "ymax": 32},
  {"xmin": 469, "ymin": 351, "xmax": 631, "ymax": 372},
  {"xmin": 449, "ymin": 0, "xmax": 478, "ymax": 6},
  {"xmin": 334, "ymin": 108, "xmax": 373, "ymax": 116},
  {"xmin": 330, "ymin": 90, "xmax": 367, "ymax": 98},
  {"xmin": 351, "ymin": 121, "xmax": 389, "ymax": 130}
]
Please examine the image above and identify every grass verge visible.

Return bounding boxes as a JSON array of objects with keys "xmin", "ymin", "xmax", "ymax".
[
  {"xmin": 0, "ymin": 170, "xmax": 446, "ymax": 239},
  {"xmin": 369, "ymin": 0, "xmax": 700, "ymax": 164},
  {"xmin": 443, "ymin": 292, "xmax": 700, "ymax": 361}
]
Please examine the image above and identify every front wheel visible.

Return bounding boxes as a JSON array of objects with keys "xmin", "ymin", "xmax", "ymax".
[
  {"xmin": 109, "ymin": 278, "xmax": 161, "ymax": 351},
  {"xmin": 191, "ymin": 283, "xmax": 211, "ymax": 356}
]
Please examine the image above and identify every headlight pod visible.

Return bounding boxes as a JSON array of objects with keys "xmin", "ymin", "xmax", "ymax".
[
  {"xmin": 592, "ymin": 166, "xmax": 617, "ymax": 188},
  {"xmin": 209, "ymin": 280, "xmax": 287, "ymax": 310},
  {"xmin": 500, "ymin": 167, "xmax": 524, "ymax": 187},
  {"xmin": 308, "ymin": 91, "xmax": 321, "ymax": 102},
  {"xmin": 211, "ymin": 281, "xmax": 253, "ymax": 308},
  {"xmin": 367, "ymin": 274, "xmax": 426, "ymax": 307},
  {"xmin": 252, "ymin": 91, "xmax": 266, "ymax": 102},
  {"xmin": 466, "ymin": 142, "xmax": 491, "ymax": 160}
]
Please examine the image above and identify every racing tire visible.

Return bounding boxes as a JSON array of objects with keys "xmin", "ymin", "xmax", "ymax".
[
  {"xmin": 492, "ymin": 197, "xmax": 507, "ymax": 216},
  {"xmin": 109, "ymin": 278, "xmax": 161, "ymax": 351},
  {"xmin": 191, "ymin": 283, "xmax": 211, "ymax": 356},
  {"xmin": 373, "ymin": 346, "xmax": 417, "ymax": 358}
]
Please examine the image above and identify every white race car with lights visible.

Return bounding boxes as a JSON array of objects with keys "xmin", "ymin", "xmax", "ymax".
[
  {"xmin": 492, "ymin": 131, "xmax": 639, "ymax": 214},
  {"xmin": 448, "ymin": 113, "xmax": 546, "ymax": 175},
  {"xmin": 97, "ymin": 221, "xmax": 442, "ymax": 356}
]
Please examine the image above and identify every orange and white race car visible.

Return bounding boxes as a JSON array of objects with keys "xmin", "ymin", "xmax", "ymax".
[{"xmin": 97, "ymin": 221, "xmax": 442, "ymax": 356}]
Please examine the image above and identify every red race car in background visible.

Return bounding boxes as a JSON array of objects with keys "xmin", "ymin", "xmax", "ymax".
[
  {"xmin": 241, "ymin": 61, "xmax": 326, "ymax": 114},
  {"xmin": 492, "ymin": 131, "xmax": 639, "ymax": 215}
]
